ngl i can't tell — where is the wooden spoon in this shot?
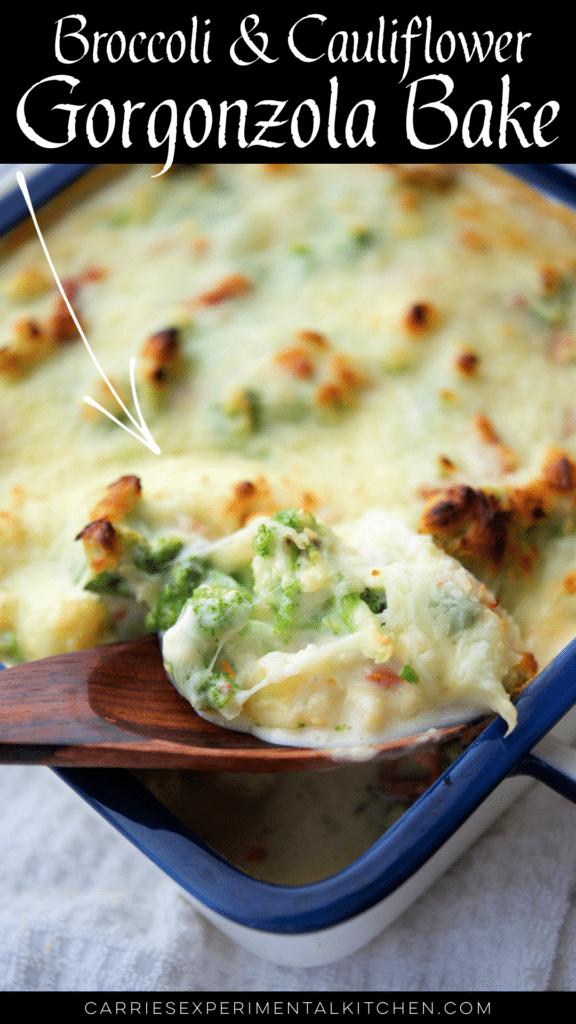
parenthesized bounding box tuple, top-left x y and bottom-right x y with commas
(0, 634, 484, 770)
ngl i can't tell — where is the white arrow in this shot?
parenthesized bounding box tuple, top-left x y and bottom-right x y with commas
(16, 170, 161, 455)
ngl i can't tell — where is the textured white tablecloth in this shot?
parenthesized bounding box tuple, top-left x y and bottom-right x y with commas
(0, 765, 575, 992)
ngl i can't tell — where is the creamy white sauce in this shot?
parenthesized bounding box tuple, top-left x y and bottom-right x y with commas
(131, 763, 421, 886)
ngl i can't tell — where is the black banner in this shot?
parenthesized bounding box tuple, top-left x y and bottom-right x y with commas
(0, 991, 574, 1014)
(2, 7, 573, 164)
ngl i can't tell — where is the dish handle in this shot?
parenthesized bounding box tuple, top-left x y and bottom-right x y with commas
(509, 733, 576, 803)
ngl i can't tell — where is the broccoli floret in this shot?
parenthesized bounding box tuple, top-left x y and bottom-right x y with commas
(351, 226, 375, 247)
(196, 671, 238, 711)
(133, 537, 184, 574)
(340, 591, 361, 630)
(182, 667, 238, 711)
(272, 508, 323, 534)
(189, 571, 252, 640)
(429, 592, 480, 636)
(84, 571, 135, 599)
(216, 388, 262, 440)
(0, 629, 23, 662)
(145, 556, 204, 631)
(254, 511, 322, 563)
(271, 576, 303, 641)
(253, 523, 276, 558)
(360, 587, 387, 615)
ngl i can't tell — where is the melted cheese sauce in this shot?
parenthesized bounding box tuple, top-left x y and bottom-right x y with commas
(131, 761, 431, 886)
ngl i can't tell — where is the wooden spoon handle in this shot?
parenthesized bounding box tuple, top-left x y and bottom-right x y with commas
(0, 635, 331, 768)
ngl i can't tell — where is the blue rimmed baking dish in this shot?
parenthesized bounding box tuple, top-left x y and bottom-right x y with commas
(1, 163, 576, 967)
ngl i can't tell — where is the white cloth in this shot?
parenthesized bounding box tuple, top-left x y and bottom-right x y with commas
(0, 765, 575, 992)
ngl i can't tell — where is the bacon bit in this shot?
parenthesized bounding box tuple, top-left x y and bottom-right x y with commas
(511, 293, 528, 312)
(366, 666, 403, 688)
(296, 329, 330, 349)
(403, 301, 438, 336)
(519, 651, 538, 676)
(542, 447, 576, 493)
(76, 518, 121, 573)
(454, 348, 480, 377)
(459, 228, 490, 253)
(274, 346, 315, 380)
(190, 272, 252, 307)
(471, 414, 518, 473)
(563, 572, 576, 595)
(412, 748, 442, 779)
(244, 845, 269, 863)
(90, 475, 142, 522)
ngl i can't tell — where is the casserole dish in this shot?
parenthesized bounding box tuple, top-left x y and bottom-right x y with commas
(1, 164, 576, 966)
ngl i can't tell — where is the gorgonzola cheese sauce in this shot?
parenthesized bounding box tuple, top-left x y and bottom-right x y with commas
(2, 164, 576, 748)
(132, 735, 466, 885)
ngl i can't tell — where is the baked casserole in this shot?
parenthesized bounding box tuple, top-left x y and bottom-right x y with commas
(2, 163, 576, 748)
